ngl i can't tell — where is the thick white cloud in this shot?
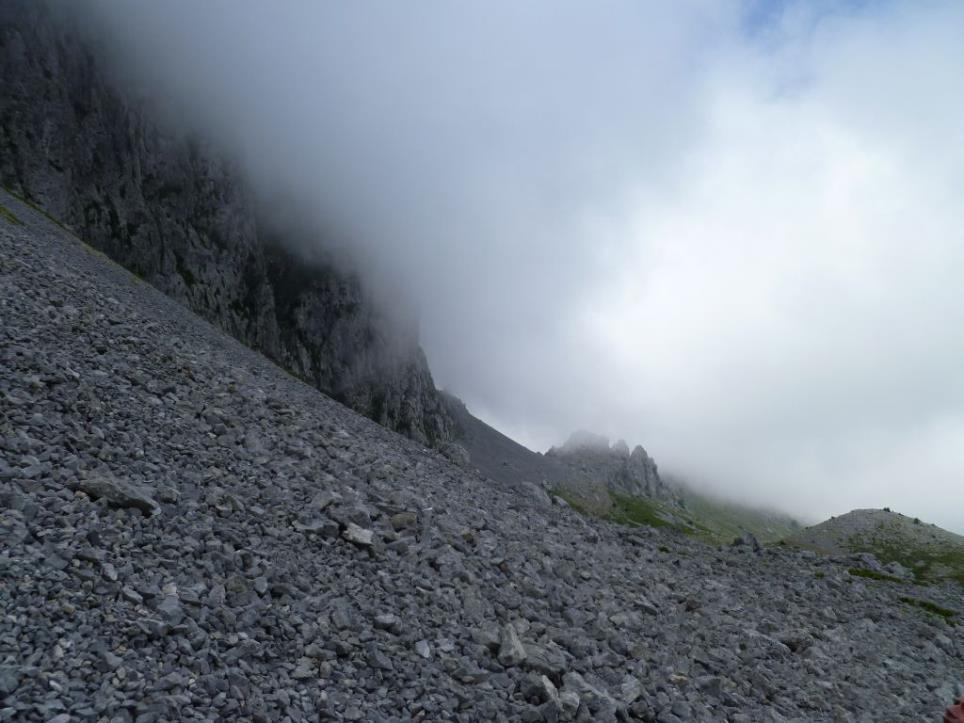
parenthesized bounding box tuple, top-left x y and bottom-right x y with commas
(80, 1, 964, 531)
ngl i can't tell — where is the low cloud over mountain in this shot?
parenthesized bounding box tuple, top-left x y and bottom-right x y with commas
(80, 0, 964, 531)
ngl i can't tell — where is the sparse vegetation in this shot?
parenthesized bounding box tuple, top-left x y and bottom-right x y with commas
(0, 202, 23, 226)
(847, 535, 964, 587)
(551, 488, 698, 534)
(848, 568, 904, 583)
(3, 186, 67, 230)
(549, 488, 593, 517)
(608, 493, 683, 531)
(552, 486, 802, 545)
(900, 596, 957, 623)
(672, 489, 801, 544)
(783, 509, 964, 587)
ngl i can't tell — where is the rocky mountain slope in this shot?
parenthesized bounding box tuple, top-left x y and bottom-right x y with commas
(0, 0, 454, 449)
(785, 509, 964, 586)
(2, 192, 962, 721)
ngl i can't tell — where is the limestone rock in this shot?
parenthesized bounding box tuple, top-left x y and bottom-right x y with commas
(498, 625, 528, 667)
(342, 522, 374, 547)
(72, 477, 159, 516)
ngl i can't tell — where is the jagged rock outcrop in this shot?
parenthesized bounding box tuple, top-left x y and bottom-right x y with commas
(440, 394, 678, 511)
(547, 430, 678, 505)
(0, 0, 453, 447)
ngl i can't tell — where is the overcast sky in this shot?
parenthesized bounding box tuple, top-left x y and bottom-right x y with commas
(83, 0, 964, 532)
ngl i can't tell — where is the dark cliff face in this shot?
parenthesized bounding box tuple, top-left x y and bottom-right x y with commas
(0, 1, 453, 447)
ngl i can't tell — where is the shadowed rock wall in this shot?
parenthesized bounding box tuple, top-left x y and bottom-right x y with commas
(0, 0, 454, 447)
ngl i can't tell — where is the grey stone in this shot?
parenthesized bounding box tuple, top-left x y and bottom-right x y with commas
(291, 658, 316, 681)
(731, 531, 762, 553)
(498, 624, 527, 667)
(374, 613, 403, 635)
(389, 512, 418, 531)
(342, 522, 374, 547)
(0, 668, 20, 696)
(72, 477, 159, 516)
(101, 562, 119, 582)
(294, 517, 339, 537)
(523, 642, 568, 677)
(155, 596, 184, 625)
(100, 649, 123, 670)
(121, 586, 144, 604)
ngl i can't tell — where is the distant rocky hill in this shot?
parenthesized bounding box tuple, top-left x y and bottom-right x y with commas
(785, 508, 964, 585)
(0, 0, 454, 449)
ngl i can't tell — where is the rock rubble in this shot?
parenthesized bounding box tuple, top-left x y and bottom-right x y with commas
(1, 193, 963, 721)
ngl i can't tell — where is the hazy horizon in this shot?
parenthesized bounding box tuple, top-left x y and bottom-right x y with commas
(76, 0, 964, 533)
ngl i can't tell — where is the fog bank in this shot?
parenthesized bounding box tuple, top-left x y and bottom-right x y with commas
(81, 1, 964, 532)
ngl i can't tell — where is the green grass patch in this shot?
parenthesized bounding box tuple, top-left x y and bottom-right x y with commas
(609, 493, 715, 539)
(900, 596, 957, 623)
(0, 202, 23, 226)
(552, 487, 793, 544)
(549, 488, 595, 517)
(786, 512, 964, 588)
(675, 491, 801, 544)
(848, 567, 905, 583)
(608, 494, 680, 530)
(814, 571, 825, 579)
(552, 488, 698, 535)
(846, 533, 964, 587)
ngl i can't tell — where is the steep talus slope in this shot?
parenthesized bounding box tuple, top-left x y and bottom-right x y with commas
(0, 0, 454, 448)
(2, 193, 962, 722)
(786, 509, 964, 586)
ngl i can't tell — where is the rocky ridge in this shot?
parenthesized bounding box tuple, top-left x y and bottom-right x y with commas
(546, 431, 680, 511)
(0, 0, 455, 449)
(441, 398, 677, 517)
(2, 190, 963, 721)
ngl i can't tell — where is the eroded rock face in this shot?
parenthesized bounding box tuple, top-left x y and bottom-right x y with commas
(0, 0, 453, 447)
